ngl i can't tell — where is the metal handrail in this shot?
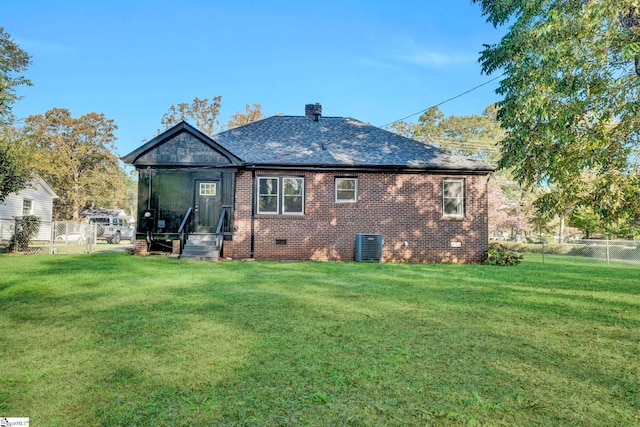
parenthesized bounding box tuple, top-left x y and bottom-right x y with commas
(214, 207, 230, 256)
(215, 206, 228, 235)
(178, 207, 194, 250)
(178, 207, 193, 234)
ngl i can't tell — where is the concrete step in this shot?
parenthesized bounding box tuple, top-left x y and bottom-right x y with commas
(181, 253, 219, 262)
(181, 234, 221, 261)
(187, 233, 218, 244)
(182, 247, 219, 256)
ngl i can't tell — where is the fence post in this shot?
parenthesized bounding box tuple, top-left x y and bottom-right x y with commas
(50, 221, 55, 254)
(606, 238, 610, 265)
(12, 218, 17, 253)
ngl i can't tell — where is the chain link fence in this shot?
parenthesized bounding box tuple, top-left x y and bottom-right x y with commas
(562, 238, 640, 264)
(0, 217, 52, 254)
(491, 237, 640, 266)
(52, 221, 97, 254)
(1, 218, 131, 255)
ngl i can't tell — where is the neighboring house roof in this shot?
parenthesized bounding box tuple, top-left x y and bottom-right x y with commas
(214, 116, 495, 172)
(33, 175, 58, 199)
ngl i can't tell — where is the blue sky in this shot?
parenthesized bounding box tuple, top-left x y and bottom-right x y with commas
(4, 0, 505, 156)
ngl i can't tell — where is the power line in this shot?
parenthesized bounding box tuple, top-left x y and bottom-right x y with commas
(378, 73, 505, 129)
(419, 136, 502, 154)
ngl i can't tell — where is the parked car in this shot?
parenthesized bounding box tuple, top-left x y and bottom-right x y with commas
(88, 216, 135, 244)
(55, 232, 86, 244)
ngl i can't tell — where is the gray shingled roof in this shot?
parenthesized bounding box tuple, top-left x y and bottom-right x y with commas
(213, 116, 495, 171)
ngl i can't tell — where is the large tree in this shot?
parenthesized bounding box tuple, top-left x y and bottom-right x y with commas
(0, 126, 33, 204)
(161, 97, 267, 135)
(412, 105, 503, 162)
(24, 108, 128, 219)
(0, 27, 33, 202)
(0, 27, 32, 124)
(474, 0, 640, 223)
(224, 103, 264, 130)
(161, 96, 222, 136)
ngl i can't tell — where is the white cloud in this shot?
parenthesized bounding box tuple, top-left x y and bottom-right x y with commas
(399, 49, 476, 67)
(391, 36, 476, 68)
(18, 38, 73, 53)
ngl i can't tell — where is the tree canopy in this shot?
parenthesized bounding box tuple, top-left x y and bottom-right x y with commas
(225, 103, 264, 130)
(0, 27, 32, 124)
(24, 108, 129, 219)
(161, 97, 266, 135)
(0, 126, 33, 204)
(0, 27, 33, 202)
(474, 0, 640, 224)
(161, 96, 222, 136)
(412, 105, 503, 162)
(388, 105, 503, 162)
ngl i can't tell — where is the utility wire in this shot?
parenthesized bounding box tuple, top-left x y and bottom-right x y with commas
(378, 73, 505, 129)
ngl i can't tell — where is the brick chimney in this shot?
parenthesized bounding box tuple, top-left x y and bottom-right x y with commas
(305, 103, 322, 121)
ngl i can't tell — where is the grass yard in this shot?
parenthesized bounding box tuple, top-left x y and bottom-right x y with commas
(0, 253, 638, 426)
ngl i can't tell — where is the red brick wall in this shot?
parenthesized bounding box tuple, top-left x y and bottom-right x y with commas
(229, 170, 490, 263)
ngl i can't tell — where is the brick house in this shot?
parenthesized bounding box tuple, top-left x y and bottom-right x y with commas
(123, 104, 494, 263)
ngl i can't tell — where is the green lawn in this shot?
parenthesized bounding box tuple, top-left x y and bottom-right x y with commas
(0, 253, 638, 426)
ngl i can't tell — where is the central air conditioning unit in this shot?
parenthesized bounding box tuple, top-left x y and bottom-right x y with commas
(355, 234, 383, 262)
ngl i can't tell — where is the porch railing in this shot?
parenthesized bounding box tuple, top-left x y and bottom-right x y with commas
(215, 206, 232, 236)
(215, 206, 232, 253)
(178, 207, 194, 249)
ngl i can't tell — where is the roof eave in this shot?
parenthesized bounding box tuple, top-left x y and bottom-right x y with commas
(241, 162, 495, 174)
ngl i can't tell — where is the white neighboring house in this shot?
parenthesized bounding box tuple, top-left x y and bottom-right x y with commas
(0, 176, 58, 242)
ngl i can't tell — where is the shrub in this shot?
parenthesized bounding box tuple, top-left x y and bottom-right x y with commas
(7, 215, 41, 252)
(485, 242, 523, 266)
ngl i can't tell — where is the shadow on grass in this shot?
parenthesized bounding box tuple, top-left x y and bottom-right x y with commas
(1, 253, 639, 425)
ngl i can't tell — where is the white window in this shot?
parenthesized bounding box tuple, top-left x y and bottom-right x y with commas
(22, 199, 33, 216)
(443, 178, 464, 217)
(335, 177, 357, 203)
(257, 176, 305, 215)
(199, 182, 217, 196)
(258, 177, 279, 214)
(282, 177, 304, 214)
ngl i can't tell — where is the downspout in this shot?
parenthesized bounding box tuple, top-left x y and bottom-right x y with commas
(250, 168, 256, 258)
(146, 166, 153, 245)
(146, 166, 152, 210)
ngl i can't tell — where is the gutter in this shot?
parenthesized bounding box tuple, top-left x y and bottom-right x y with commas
(241, 163, 496, 175)
(250, 169, 256, 258)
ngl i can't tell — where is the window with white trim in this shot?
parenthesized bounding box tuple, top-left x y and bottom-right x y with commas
(199, 182, 217, 196)
(257, 176, 305, 215)
(22, 199, 33, 216)
(282, 177, 304, 214)
(258, 177, 279, 214)
(335, 177, 357, 203)
(443, 178, 464, 217)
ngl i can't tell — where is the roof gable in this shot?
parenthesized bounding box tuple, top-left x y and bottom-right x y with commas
(33, 175, 58, 198)
(122, 121, 241, 167)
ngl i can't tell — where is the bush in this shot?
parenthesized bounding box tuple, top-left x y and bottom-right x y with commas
(485, 242, 523, 266)
(7, 215, 41, 252)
